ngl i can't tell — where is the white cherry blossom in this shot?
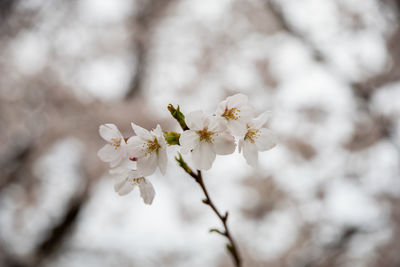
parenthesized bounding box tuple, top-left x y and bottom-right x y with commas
(127, 123, 167, 176)
(180, 110, 236, 170)
(114, 171, 155, 205)
(109, 156, 137, 175)
(216, 93, 254, 136)
(239, 111, 276, 167)
(97, 124, 128, 167)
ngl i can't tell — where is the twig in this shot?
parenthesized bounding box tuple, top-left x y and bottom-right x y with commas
(175, 154, 242, 267)
(196, 170, 242, 267)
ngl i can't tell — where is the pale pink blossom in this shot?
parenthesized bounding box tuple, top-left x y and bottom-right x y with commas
(97, 124, 128, 168)
(127, 123, 167, 176)
(239, 111, 276, 167)
(114, 171, 155, 205)
(216, 93, 254, 136)
(180, 111, 236, 170)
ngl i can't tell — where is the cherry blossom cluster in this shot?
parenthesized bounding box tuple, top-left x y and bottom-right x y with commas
(97, 93, 276, 205)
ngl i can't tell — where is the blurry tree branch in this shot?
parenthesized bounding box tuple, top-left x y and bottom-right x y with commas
(33, 178, 90, 266)
(304, 227, 360, 267)
(126, 0, 176, 99)
(266, 0, 325, 62)
(266, 2, 400, 267)
(0, 170, 91, 267)
(267, 0, 400, 160)
(0, 0, 16, 25)
(0, 142, 33, 191)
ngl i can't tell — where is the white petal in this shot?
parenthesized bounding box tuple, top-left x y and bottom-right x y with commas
(242, 141, 258, 167)
(227, 119, 248, 136)
(156, 131, 167, 149)
(110, 159, 137, 174)
(137, 153, 158, 176)
(255, 128, 277, 151)
(110, 166, 125, 175)
(138, 178, 155, 205)
(238, 106, 255, 124)
(215, 99, 228, 116)
(115, 177, 136, 196)
(114, 175, 126, 192)
(109, 157, 123, 168)
(208, 116, 226, 132)
(180, 130, 199, 154)
(118, 183, 135, 196)
(192, 142, 216, 170)
(97, 144, 120, 162)
(227, 93, 248, 108)
(126, 136, 146, 158)
(131, 122, 153, 140)
(212, 131, 236, 155)
(157, 148, 168, 175)
(99, 124, 122, 142)
(152, 124, 163, 137)
(253, 111, 271, 129)
(186, 110, 205, 130)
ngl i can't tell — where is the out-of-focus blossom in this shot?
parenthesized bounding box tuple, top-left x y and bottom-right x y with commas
(127, 123, 168, 176)
(216, 93, 254, 136)
(239, 111, 276, 167)
(180, 110, 236, 170)
(114, 173, 155, 205)
(97, 124, 128, 167)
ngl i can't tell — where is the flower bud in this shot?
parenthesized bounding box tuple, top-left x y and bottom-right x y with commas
(168, 104, 189, 130)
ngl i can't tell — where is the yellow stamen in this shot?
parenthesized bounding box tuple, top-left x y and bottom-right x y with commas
(244, 125, 260, 144)
(221, 107, 241, 121)
(111, 138, 121, 150)
(127, 177, 146, 185)
(197, 127, 214, 143)
(142, 138, 161, 155)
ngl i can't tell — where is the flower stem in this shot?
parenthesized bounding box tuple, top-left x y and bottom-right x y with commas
(175, 155, 241, 266)
(195, 170, 242, 267)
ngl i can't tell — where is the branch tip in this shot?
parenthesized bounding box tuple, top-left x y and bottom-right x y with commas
(167, 104, 189, 131)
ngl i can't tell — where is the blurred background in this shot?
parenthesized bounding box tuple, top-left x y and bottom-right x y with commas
(1, 0, 400, 266)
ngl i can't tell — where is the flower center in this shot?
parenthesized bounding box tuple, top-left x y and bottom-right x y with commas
(127, 177, 146, 185)
(146, 138, 161, 154)
(244, 126, 260, 144)
(197, 127, 214, 143)
(221, 107, 240, 121)
(111, 138, 121, 149)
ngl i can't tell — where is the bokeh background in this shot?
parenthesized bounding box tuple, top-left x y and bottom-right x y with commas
(1, 0, 400, 266)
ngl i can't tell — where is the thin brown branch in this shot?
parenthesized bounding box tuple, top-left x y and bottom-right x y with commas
(194, 170, 242, 267)
(176, 156, 242, 266)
